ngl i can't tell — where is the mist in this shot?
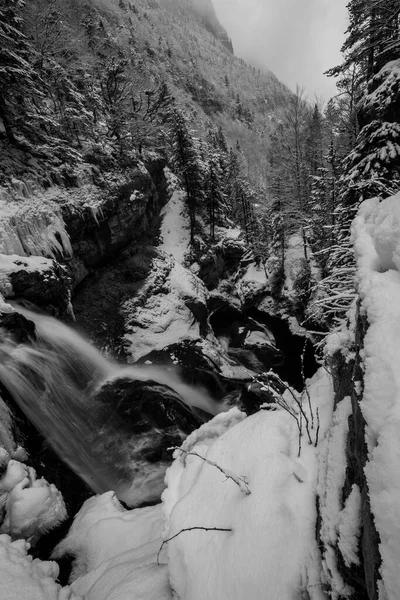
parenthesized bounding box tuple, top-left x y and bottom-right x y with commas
(213, 0, 348, 101)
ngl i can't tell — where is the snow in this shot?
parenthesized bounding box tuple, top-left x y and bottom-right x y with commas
(241, 262, 267, 284)
(53, 492, 172, 600)
(317, 396, 353, 598)
(351, 192, 400, 599)
(324, 326, 355, 358)
(364, 60, 400, 113)
(284, 233, 306, 296)
(0, 535, 79, 600)
(337, 484, 362, 568)
(214, 226, 242, 240)
(159, 190, 190, 264)
(0, 291, 13, 313)
(0, 460, 67, 542)
(123, 180, 212, 361)
(162, 368, 335, 600)
(123, 253, 208, 361)
(0, 253, 58, 298)
(0, 197, 72, 259)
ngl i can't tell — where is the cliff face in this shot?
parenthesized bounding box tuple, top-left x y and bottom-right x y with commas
(318, 194, 400, 599)
(324, 311, 381, 600)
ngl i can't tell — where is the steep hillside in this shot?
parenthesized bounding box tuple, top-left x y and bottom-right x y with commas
(0, 0, 291, 191)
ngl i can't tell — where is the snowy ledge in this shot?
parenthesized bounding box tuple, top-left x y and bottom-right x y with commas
(352, 192, 400, 598)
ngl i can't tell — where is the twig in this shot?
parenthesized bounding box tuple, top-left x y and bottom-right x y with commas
(170, 447, 251, 495)
(265, 371, 313, 446)
(301, 339, 314, 429)
(258, 377, 303, 457)
(315, 407, 320, 447)
(157, 527, 233, 564)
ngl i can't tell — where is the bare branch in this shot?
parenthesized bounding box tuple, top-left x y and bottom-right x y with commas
(170, 447, 251, 495)
(157, 527, 233, 564)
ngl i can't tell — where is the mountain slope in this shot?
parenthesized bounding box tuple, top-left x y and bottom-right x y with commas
(0, 0, 292, 191)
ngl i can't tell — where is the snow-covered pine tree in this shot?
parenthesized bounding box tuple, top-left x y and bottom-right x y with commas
(205, 153, 227, 239)
(313, 0, 400, 327)
(0, 0, 44, 145)
(168, 108, 204, 244)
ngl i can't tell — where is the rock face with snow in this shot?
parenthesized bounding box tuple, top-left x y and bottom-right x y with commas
(63, 156, 167, 278)
(0, 255, 72, 315)
(0, 155, 168, 312)
(318, 194, 400, 600)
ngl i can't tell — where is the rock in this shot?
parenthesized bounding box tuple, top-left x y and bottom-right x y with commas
(94, 376, 202, 442)
(63, 157, 168, 277)
(89, 376, 203, 505)
(122, 248, 209, 362)
(199, 238, 245, 289)
(0, 311, 36, 343)
(137, 339, 249, 401)
(0, 255, 72, 315)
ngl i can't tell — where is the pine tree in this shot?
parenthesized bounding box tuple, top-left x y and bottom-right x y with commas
(168, 108, 204, 244)
(205, 153, 227, 239)
(0, 0, 43, 144)
(312, 0, 400, 327)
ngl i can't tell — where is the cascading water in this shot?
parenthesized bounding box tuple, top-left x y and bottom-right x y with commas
(0, 307, 223, 507)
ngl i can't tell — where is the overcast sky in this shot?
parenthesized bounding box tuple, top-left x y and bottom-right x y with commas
(212, 0, 349, 101)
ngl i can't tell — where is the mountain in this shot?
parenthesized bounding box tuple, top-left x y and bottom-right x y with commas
(0, 0, 292, 191)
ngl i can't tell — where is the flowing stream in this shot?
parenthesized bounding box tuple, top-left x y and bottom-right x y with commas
(0, 307, 222, 506)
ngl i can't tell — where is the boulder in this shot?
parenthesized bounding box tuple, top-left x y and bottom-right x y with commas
(199, 238, 245, 289)
(0, 255, 72, 316)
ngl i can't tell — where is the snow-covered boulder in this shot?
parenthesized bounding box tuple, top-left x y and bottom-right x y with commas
(122, 248, 209, 363)
(0, 254, 72, 315)
(0, 534, 79, 600)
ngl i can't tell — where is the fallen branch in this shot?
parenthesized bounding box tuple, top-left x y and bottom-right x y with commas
(157, 527, 233, 564)
(169, 447, 251, 495)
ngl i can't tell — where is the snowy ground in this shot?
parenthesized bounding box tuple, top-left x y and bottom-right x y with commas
(159, 190, 190, 265)
(0, 368, 335, 600)
(161, 368, 334, 600)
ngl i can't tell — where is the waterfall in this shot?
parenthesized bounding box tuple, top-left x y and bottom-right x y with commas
(0, 307, 222, 506)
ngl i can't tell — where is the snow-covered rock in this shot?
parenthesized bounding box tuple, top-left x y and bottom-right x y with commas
(350, 193, 400, 598)
(122, 249, 209, 362)
(0, 534, 79, 600)
(0, 460, 67, 543)
(0, 254, 71, 313)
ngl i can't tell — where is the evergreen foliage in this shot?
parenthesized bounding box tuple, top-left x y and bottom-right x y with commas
(168, 108, 204, 244)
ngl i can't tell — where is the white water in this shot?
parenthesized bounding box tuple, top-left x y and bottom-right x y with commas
(0, 307, 223, 506)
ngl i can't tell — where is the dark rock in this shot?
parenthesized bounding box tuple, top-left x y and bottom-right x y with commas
(199, 239, 245, 289)
(94, 377, 202, 444)
(8, 263, 72, 316)
(62, 157, 168, 280)
(89, 377, 203, 489)
(138, 340, 239, 400)
(238, 381, 276, 416)
(0, 311, 36, 343)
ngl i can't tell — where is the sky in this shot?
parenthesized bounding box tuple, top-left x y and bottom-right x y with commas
(212, 0, 349, 101)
